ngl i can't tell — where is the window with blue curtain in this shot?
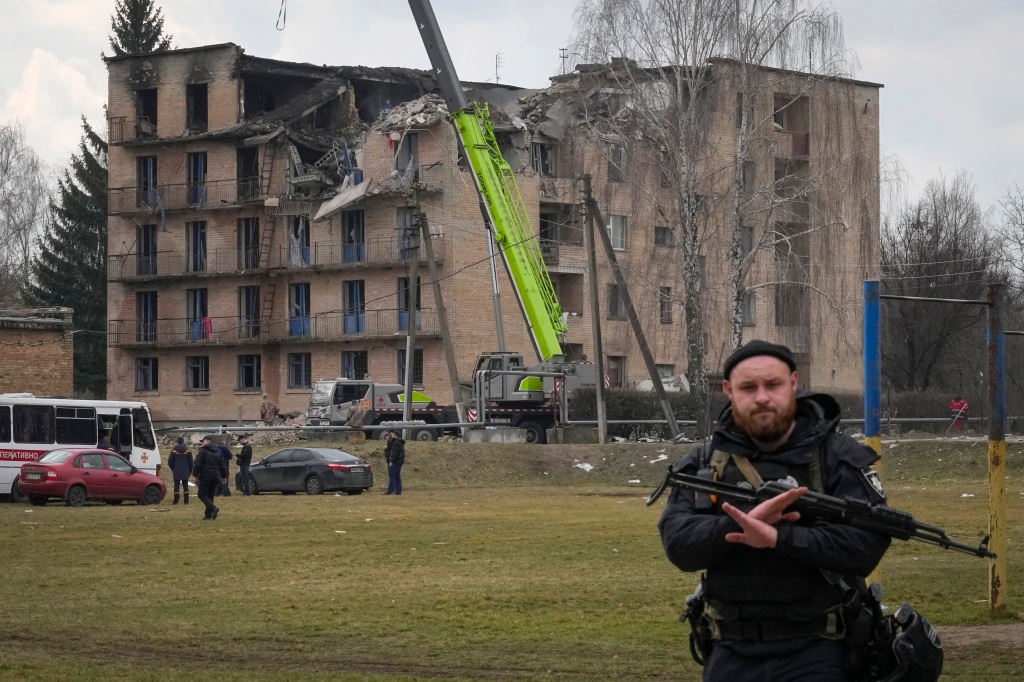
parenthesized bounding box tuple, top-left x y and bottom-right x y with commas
(238, 217, 260, 269)
(136, 291, 157, 342)
(187, 221, 207, 272)
(342, 210, 365, 263)
(137, 156, 158, 207)
(289, 283, 311, 337)
(186, 288, 208, 341)
(239, 286, 260, 338)
(343, 280, 365, 334)
(187, 151, 208, 205)
(397, 277, 421, 331)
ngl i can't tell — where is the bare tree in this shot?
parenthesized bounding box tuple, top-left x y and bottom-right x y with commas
(881, 171, 1003, 391)
(0, 121, 51, 307)
(570, 0, 869, 430)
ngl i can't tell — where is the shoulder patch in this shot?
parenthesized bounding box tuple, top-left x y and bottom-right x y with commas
(861, 467, 886, 501)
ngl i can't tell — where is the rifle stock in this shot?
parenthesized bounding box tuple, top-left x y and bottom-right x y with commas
(648, 469, 995, 559)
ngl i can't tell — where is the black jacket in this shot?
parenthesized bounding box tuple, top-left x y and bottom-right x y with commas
(167, 444, 193, 480)
(385, 437, 406, 466)
(659, 391, 890, 623)
(236, 444, 252, 468)
(192, 443, 228, 481)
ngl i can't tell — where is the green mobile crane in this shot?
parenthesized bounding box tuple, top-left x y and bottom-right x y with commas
(407, 1, 597, 438)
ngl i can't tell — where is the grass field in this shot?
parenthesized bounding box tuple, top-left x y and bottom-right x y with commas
(1, 438, 1022, 680)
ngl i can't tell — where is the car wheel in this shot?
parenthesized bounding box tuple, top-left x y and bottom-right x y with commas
(345, 489, 364, 496)
(305, 475, 324, 495)
(66, 485, 87, 507)
(104, 500, 124, 506)
(10, 477, 29, 504)
(519, 421, 547, 444)
(29, 496, 48, 506)
(412, 427, 437, 442)
(140, 485, 163, 506)
(247, 475, 259, 495)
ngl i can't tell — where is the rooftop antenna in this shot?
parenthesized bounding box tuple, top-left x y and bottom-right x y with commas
(559, 47, 568, 75)
(495, 52, 505, 84)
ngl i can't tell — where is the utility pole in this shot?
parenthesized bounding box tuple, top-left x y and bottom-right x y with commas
(419, 213, 466, 424)
(583, 175, 607, 443)
(402, 201, 420, 441)
(584, 192, 680, 439)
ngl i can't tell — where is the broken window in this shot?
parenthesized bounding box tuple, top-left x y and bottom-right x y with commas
(607, 214, 627, 250)
(137, 224, 157, 276)
(342, 351, 368, 380)
(398, 277, 422, 331)
(186, 83, 208, 133)
(607, 283, 627, 320)
(186, 221, 207, 273)
(741, 161, 756, 198)
(136, 88, 158, 133)
(609, 144, 627, 182)
(238, 217, 260, 269)
(343, 280, 365, 334)
(660, 287, 673, 324)
(238, 355, 262, 390)
(288, 353, 313, 389)
(237, 148, 260, 201)
(342, 210, 365, 263)
(394, 132, 419, 180)
(738, 225, 754, 258)
(136, 291, 157, 342)
(654, 226, 676, 248)
(238, 285, 260, 339)
(186, 288, 209, 341)
(186, 356, 210, 391)
(606, 355, 626, 388)
(774, 283, 807, 327)
(289, 215, 311, 266)
(137, 156, 158, 208)
(135, 358, 159, 392)
(187, 152, 208, 205)
(397, 207, 417, 260)
(773, 93, 809, 132)
(742, 291, 757, 326)
(775, 222, 810, 282)
(531, 142, 557, 177)
(397, 348, 424, 387)
(289, 283, 311, 337)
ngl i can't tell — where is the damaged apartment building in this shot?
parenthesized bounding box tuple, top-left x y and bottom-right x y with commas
(104, 43, 880, 423)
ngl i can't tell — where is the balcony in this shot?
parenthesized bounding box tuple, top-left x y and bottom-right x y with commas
(775, 130, 810, 158)
(108, 236, 447, 283)
(109, 179, 264, 215)
(108, 117, 156, 145)
(108, 308, 441, 348)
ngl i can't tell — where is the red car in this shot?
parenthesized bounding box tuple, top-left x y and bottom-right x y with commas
(19, 449, 166, 507)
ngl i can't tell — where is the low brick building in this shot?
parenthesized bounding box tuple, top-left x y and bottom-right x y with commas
(0, 308, 74, 396)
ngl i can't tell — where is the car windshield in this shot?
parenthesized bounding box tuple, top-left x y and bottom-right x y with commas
(310, 382, 334, 406)
(38, 449, 75, 463)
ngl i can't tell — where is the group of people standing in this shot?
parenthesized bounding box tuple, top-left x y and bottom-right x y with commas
(166, 433, 254, 520)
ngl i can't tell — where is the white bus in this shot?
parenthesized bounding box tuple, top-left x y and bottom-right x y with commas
(0, 394, 161, 502)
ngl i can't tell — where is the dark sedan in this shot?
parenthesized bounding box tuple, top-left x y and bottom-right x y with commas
(247, 447, 373, 495)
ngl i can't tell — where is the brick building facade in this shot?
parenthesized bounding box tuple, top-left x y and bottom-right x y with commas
(0, 308, 74, 396)
(104, 44, 879, 423)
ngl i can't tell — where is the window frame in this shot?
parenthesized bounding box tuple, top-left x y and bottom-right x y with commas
(288, 352, 313, 389)
(238, 354, 262, 391)
(135, 357, 159, 392)
(186, 355, 210, 391)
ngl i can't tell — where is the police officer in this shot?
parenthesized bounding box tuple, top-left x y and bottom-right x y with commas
(659, 340, 890, 681)
(192, 435, 227, 520)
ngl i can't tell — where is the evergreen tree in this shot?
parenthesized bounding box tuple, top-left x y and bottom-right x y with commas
(107, 0, 173, 57)
(24, 118, 109, 398)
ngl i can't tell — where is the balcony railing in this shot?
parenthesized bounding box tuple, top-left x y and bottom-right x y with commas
(109, 179, 262, 215)
(108, 308, 441, 347)
(108, 116, 156, 145)
(109, 236, 447, 282)
(540, 239, 559, 266)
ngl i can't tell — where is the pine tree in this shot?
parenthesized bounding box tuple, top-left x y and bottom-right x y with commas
(107, 0, 173, 57)
(23, 118, 109, 398)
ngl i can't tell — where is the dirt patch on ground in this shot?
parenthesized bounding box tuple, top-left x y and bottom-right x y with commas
(941, 622, 1024, 649)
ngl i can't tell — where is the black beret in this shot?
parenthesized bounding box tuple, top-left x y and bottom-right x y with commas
(723, 340, 796, 379)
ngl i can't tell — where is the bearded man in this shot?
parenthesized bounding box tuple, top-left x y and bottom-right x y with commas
(659, 340, 891, 681)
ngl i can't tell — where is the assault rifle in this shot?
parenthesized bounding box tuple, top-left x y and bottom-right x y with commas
(647, 469, 995, 559)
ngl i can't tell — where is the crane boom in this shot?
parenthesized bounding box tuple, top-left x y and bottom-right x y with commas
(408, 0, 567, 361)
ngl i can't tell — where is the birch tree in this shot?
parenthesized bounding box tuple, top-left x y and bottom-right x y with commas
(0, 121, 50, 307)
(570, 0, 866, 429)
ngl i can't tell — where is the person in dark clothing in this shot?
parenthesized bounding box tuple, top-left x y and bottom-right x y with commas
(215, 439, 234, 496)
(659, 340, 891, 682)
(167, 437, 194, 505)
(235, 434, 253, 496)
(97, 434, 114, 452)
(384, 430, 405, 495)
(192, 435, 227, 520)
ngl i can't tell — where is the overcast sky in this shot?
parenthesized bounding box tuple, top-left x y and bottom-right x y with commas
(2, 0, 1022, 210)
